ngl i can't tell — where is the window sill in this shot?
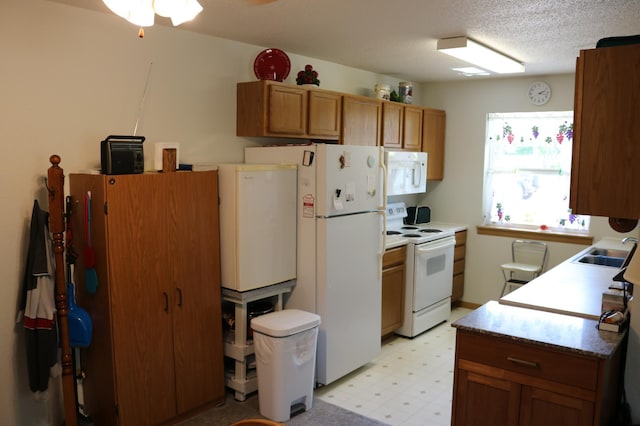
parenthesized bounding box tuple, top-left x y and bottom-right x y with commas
(476, 224, 594, 245)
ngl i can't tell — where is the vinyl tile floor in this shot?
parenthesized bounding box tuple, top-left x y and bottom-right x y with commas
(314, 307, 472, 426)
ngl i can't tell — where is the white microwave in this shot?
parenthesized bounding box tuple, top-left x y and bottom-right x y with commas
(384, 150, 428, 195)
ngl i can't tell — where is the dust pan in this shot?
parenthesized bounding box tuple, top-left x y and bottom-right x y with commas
(67, 281, 92, 347)
(230, 419, 284, 426)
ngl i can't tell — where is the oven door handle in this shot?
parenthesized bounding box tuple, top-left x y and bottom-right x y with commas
(416, 236, 455, 253)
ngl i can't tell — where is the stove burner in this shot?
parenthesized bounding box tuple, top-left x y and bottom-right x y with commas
(387, 230, 402, 235)
(402, 234, 422, 238)
(419, 229, 442, 233)
(401, 226, 418, 230)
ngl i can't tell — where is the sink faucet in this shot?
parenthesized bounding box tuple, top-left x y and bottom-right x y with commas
(622, 237, 638, 245)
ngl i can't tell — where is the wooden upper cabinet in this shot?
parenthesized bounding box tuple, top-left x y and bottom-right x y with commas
(268, 84, 307, 135)
(308, 90, 341, 138)
(570, 44, 640, 219)
(382, 103, 423, 151)
(237, 80, 341, 140)
(422, 108, 446, 181)
(342, 95, 382, 146)
(403, 106, 423, 151)
(382, 102, 403, 149)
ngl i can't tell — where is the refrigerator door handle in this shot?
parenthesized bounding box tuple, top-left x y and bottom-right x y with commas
(377, 209, 385, 278)
(379, 147, 387, 278)
(380, 147, 387, 248)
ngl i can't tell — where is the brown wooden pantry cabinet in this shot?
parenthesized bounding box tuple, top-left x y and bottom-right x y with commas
(381, 245, 406, 337)
(570, 43, 640, 219)
(70, 171, 225, 425)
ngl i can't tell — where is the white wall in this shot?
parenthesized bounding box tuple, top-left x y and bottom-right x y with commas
(0, 1, 405, 424)
(418, 76, 639, 305)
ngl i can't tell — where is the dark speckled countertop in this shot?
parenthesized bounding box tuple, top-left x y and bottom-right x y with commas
(452, 301, 626, 359)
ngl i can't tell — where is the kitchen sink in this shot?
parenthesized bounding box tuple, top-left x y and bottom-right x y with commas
(574, 247, 629, 267)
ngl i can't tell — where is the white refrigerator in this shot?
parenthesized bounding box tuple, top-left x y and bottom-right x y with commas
(245, 144, 385, 385)
(217, 163, 297, 291)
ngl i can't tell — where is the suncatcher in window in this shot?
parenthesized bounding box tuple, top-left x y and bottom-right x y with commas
(483, 111, 589, 232)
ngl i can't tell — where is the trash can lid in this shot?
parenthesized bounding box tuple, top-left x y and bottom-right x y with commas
(251, 309, 321, 337)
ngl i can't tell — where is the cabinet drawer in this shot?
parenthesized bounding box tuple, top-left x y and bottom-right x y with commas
(383, 246, 406, 268)
(453, 259, 465, 276)
(454, 244, 466, 261)
(455, 230, 467, 245)
(456, 331, 599, 391)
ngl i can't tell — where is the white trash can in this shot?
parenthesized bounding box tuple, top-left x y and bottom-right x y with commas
(251, 309, 321, 422)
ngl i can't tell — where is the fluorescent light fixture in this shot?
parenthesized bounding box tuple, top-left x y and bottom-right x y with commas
(102, 0, 203, 27)
(437, 37, 525, 74)
(452, 67, 490, 76)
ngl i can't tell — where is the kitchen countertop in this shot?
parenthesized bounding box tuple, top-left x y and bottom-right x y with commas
(426, 221, 469, 234)
(499, 237, 632, 320)
(452, 300, 625, 359)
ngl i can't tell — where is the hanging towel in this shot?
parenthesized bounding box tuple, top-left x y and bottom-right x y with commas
(18, 200, 58, 395)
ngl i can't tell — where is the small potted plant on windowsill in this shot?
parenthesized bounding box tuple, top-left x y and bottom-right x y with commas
(296, 64, 320, 86)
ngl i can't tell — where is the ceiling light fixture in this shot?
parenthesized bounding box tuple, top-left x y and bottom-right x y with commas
(102, 0, 203, 28)
(437, 36, 525, 74)
(452, 67, 491, 77)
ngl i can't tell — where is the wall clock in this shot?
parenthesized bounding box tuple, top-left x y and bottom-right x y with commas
(528, 81, 551, 105)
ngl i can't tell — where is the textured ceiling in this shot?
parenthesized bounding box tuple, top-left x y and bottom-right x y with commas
(49, 0, 640, 82)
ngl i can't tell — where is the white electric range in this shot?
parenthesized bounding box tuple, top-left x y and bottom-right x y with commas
(386, 202, 456, 337)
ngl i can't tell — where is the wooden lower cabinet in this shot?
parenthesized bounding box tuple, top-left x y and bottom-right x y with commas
(381, 246, 406, 336)
(452, 330, 621, 426)
(452, 230, 467, 303)
(70, 171, 225, 425)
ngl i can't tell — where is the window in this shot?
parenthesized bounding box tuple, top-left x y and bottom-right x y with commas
(483, 111, 589, 232)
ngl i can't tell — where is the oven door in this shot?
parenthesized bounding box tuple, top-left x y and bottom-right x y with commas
(412, 236, 455, 311)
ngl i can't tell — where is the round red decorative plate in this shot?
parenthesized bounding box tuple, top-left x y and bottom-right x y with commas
(253, 48, 290, 82)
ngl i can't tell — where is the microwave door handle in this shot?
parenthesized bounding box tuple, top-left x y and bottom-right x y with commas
(412, 164, 421, 188)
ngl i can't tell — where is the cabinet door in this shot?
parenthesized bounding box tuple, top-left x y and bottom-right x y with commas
(519, 386, 594, 426)
(268, 85, 307, 135)
(105, 174, 177, 425)
(452, 260, 465, 302)
(570, 45, 640, 218)
(342, 95, 381, 146)
(423, 108, 446, 180)
(453, 369, 521, 426)
(170, 172, 225, 414)
(382, 102, 403, 149)
(403, 106, 423, 151)
(308, 90, 341, 138)
(381, 263, 405, 336)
